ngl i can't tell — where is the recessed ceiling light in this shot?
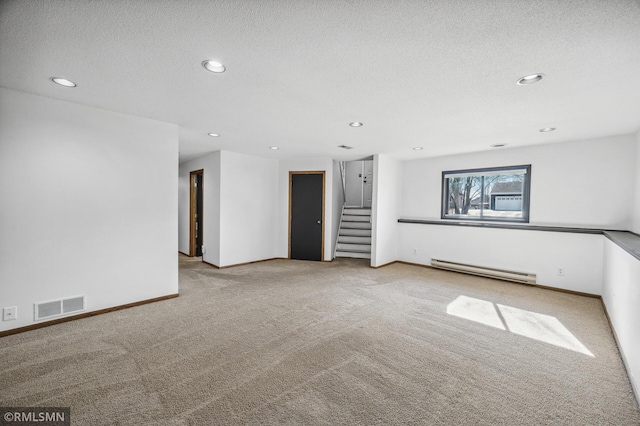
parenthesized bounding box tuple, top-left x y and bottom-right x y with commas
(50, 77, 76, 87)
(269, 146, 279, 150)
(539, 127, 556, 132)
(202, 60, 226, 73)
(349, 122, 363, 127)
(413, 147, 423, 151)
(516, 74, 544, 85)
(491, 143, 508, 148)
(208, 133, 220, 137)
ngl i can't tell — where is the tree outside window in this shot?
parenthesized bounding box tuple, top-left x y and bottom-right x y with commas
(442, 165, 531, 222)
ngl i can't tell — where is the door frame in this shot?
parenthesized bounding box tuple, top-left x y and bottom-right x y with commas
(189, 169, 204, 257)
(288, 171, 325, 261)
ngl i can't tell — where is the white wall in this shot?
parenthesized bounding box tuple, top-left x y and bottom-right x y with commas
(402, 135, 635, 228)
(219, 151, 278, 267)
(178, 151, 278, 267)
(399, 224, 604, 294)
(371, 155, 402, 267)
(602, 239, 640, 401)
(332, 160, 345, 258)
(178, 151, 221, 265)
(0, 88, 178, 332)
(180, 153, 329, 266)
(277, 159, 335, 261)
(178, 165, 191, 255)
(632, 130, 640, 234)
(398, 135, 635, 294)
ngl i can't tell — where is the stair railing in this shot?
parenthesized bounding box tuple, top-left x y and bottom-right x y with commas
(339, 161, 346, 203)
(334, 204, 346, 259)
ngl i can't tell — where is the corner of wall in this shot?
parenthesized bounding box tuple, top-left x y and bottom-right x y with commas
(633, 129, 640, 234)
(371, 154, 402, 267)
(177, 151, 222, 266)
(332, 160, 345, 259)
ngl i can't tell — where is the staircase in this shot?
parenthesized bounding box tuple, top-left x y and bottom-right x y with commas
(335, 207, 372, 259)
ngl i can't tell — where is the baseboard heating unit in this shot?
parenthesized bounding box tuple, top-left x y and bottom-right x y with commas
(430, 259, 537, 284)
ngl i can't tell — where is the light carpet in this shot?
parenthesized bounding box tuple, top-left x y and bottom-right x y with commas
(1, 256, 638, 425)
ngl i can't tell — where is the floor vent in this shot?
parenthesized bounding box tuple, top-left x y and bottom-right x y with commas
(34, 295, 86, 321)
(431, 259, 536, 284)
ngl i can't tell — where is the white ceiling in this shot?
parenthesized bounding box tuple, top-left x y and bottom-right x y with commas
(1, 0, 639, 162)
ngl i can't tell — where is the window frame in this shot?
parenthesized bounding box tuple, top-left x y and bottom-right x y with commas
(440, 164, 531, 223)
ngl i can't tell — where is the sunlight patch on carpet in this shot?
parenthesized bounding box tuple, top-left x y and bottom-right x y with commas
(447, 295, 594, 357)
(446, 295, 506, 330)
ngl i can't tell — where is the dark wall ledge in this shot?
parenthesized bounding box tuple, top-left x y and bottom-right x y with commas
(604, 231, 640, 261)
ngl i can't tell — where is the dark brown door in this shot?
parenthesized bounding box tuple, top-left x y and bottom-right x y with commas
(289, 172, 324, 261)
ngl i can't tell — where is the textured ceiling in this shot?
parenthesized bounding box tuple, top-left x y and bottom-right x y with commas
(1, 0, 639, 162)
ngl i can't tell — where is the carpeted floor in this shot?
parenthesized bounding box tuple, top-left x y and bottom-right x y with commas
(1, 256, 639, 425)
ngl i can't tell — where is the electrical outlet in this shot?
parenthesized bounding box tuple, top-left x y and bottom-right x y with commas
(557, 268, 564, 276)
(3, 306, 17, 321)
(201, 245, 206, 254)
(413, 248, 418, 255)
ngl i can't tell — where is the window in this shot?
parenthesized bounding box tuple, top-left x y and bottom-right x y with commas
(441, 165, 531, 222)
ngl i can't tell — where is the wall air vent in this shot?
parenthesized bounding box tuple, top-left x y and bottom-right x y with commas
(34, 295, 86, 321)
(338, 145, 354, 149)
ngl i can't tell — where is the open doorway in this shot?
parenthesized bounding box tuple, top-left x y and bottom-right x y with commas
(189, 169, 203, 257)
(344, 160, 373, 208)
